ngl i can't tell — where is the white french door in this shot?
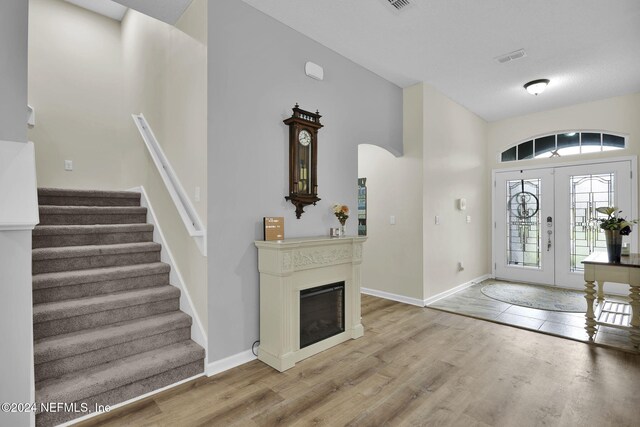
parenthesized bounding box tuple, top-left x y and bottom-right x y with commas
(495, 168, 555, 285)
(494, 159, 636, 291)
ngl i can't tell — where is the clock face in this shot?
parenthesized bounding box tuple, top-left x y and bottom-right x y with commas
(299, 130, 312, 147)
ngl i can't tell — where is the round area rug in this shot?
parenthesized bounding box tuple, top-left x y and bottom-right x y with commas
(481, 283, 586, 312)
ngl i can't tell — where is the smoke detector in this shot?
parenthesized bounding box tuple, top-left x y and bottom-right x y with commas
(382, 0, 414, 13)
(495, 49, 527, 64)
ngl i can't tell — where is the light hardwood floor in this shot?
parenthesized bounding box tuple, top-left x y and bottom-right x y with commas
(79, 295, 640, 427)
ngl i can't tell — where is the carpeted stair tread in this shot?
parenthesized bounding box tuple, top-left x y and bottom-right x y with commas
(39, 206, 147, 216)
(33, 224, 154, 249)
(33, 300, 179, 340)
(36, 340, 204, 405)
(39, 206, 147, 225)
(37, 361, 203, 427)
(33, 223, 153, 236)
(33, 242, 161, 261)
(35, 327, 192, 383)
(34, 311, 192, 365)
(38, 188, 141, 199)
(38, 188, 141, 207)
(32, 263, 171, 304)
(33, 262, 170, 290)
(33, 242, 161, 274)
(33, 285, 180, 323)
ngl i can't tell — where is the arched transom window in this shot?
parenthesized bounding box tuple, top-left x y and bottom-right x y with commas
(500, 131, 626, 162)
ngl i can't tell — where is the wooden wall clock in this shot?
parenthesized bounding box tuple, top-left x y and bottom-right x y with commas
(284, 104, 322, 218)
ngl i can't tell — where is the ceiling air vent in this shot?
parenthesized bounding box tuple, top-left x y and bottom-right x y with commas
(495, 49, 527, 64)
(386, 0, 412, 12)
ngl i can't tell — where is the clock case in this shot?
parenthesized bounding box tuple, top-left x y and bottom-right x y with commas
(284, 104, 322, 218)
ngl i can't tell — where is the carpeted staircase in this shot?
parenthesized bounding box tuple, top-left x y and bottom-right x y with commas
(33, 188, 205, 427)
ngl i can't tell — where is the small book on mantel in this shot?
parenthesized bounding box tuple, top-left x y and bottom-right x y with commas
(263, 217, 284, 241)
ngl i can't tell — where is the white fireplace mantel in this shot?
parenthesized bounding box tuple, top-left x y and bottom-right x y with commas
(255, 236, 366, 371)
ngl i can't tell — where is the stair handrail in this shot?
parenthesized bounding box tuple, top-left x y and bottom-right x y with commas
(132, 114, 206, 256)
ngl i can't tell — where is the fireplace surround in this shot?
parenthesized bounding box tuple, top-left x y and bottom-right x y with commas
(255, 236, 366, 371)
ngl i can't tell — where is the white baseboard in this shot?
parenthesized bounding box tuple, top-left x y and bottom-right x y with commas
(423, 273, 493, 306)
(360, 287, 424, 307)
(206, 349, 257, 377)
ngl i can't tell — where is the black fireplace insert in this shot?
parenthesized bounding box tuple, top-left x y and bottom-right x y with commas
(299, 282, 345, 348)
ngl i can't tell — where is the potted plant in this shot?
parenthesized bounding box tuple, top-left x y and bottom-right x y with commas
(596, 207, 637, 263)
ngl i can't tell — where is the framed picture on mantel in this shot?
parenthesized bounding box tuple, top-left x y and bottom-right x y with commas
(263, 217, 284, 241)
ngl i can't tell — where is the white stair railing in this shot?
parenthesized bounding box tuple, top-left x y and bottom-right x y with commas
(132, 114, 207, 256)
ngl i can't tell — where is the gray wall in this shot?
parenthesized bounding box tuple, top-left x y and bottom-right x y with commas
(0, 0, 28, 143)
(207, 1, 402, 361)
(0, 2, 32, 427)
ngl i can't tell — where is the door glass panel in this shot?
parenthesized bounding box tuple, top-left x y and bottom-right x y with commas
(569, 173, 614, 272)
(506, 179, 542, 268)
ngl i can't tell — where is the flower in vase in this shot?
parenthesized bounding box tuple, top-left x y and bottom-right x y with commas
(596, 207, 637, 235)
(332, 204, 349, 225)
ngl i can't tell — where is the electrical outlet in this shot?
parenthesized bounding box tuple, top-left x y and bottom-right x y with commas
(64, 160, 73, 171)
(466, 215, 471, 223)
(458, 261, 465, 271)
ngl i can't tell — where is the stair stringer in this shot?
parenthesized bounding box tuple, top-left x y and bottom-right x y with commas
(129, 186, 207, 364)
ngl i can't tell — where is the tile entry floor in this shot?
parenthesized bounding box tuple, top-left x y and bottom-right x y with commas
(428, 279, 637, 353)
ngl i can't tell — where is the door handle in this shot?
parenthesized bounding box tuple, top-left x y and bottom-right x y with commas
(547, 230, 552, 251)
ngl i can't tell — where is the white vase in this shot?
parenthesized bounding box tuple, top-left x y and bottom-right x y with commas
(339, 223, 346, 237)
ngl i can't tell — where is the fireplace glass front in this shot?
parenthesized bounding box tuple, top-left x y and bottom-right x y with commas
(300, 282, 345, 348)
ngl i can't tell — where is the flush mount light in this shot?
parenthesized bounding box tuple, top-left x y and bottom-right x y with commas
(524, 79, 550, 95)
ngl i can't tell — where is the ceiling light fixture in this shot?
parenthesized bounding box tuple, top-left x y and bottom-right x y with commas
(524, 79, 550, 95)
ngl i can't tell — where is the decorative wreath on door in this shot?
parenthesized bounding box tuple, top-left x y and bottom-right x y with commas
(508, 180, 539, 219)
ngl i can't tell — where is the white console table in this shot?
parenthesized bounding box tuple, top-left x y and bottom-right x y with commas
(582, 252, 640, 350)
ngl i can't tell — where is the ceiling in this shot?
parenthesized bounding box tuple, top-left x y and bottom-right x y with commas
(241, 0, 640, 122)
(110, 0, 193, 24)
(63, 0, 193, 24)
(64, 0, 127, 21)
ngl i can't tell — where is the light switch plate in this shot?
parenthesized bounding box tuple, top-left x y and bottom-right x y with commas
(466, 215, 471, 223)
(389, 215, 396, 225)
(64, 160, 73, 171)
(435, 215, 440, 225)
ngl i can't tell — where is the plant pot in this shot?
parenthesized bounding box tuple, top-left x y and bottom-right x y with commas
(604, 229, 623, 263)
